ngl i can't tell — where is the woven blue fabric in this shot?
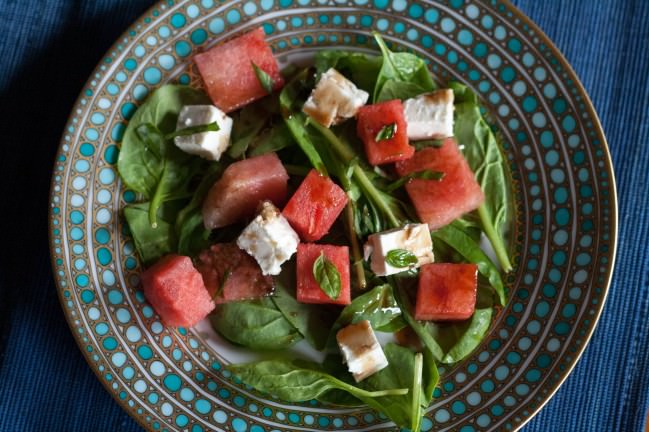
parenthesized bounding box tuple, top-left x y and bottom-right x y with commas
(0, 1, 647, 431)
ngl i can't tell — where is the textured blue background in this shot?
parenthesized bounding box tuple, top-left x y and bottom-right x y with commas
(0, 0, 647, 431)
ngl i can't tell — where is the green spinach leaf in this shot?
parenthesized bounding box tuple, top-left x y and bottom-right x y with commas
(227, 102, 273, 158)
(452, 82, 512, 272)
(117, 85, 210, 198)
(175, 162, 225, 256)
(432, 221, 507, 306)
(271, 271, 336, 350)
(210, 298, 302, 350)
(326, 284, 406, 351)
(376, 79, 430, 103)
(248, 123, 293, 156)
(314, 50, 382, 94)
(227, 359, 408, 402)
(372, 33, 436, 103)
(123, 202, 177, 266)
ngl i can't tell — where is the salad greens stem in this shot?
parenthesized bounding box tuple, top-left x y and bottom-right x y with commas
(309, 119, 402, 229)
(308, 120, 356, 163)
(344, 202, 367, 289)
(283, 164, 311, 177)
(477, 205, 513, 272)
(284, 114, 328, 175)
(352, 165, 401, 228)
(148, 162, 167, 228)
(411, 352, 424, 432)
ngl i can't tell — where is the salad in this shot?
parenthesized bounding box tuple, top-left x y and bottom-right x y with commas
(117, 28, 513, 431)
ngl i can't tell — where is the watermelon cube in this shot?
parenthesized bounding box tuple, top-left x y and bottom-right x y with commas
(356, 99, 414, 165)
(296, 243, 351, 305)
(141, 255, 215, 327)
(194, 27, 284, 113)
(282, 169, 348, 242)
(202, 152, 289, 229)
(415, 263, 478, 321)
(395, 138, 484, 230)
(195, 243, 274, 304)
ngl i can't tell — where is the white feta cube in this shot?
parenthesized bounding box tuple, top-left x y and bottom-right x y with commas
(236, 201, 300, 276)
(403, 89, 454, 140)
(303, 68, 369, 127)
(336, 320, 389, 382)
(364, 223, 434, 276)
(174, 105, 233, 161)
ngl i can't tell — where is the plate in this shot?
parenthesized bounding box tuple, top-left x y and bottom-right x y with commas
(48, 0, 617, 430)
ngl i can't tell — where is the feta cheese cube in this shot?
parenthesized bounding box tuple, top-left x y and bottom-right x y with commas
(364, 223, 434, 276)
(336, 320, 389, 382)
(403, 89, 454, 140)
(236, 201, 300, 275)
(174, 105, 233, 161)
(303, 68, 369, 127)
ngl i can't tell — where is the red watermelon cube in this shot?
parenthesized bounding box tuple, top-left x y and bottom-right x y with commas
(282, 169, 348, 242)
(194, 27, 284, 112)
(195, 243, 274, 304)
(141, 255, 215, 327)
(395, 138, 484, 230)
(356, 99, 414, 165)
(296, 243, 351, 305)
(415, 263, 478, 321)
(202, 152, 289, 229)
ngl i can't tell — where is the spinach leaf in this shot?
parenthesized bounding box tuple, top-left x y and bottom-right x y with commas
(452, 82, 512, 272)
(326, 284, 406, 350)
(393, 276, 495, 364)
(314, 50, 382, 94)
(175, 162, 225, 256)
(123, 202, 177, 266)
(227, 102, 272, 159)
(227, 359, 408, 402)
(426, 303, 493, 364)
(117, 85, 210, 198)
(271, 271, 336, 350)
(210, 298, 303, 350)
(376, 79, 430, 103)
(372, 33, 435, 103)
(432, 221, 507, 306)
(357, 344, 437, 432)
(313, 252, 342, 300)
(248, 123, 294, 157)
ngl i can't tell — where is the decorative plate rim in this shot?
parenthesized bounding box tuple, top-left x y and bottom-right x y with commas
(47, 0, 619, 431)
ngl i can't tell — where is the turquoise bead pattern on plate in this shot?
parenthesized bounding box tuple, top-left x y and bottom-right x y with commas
(48, 0, 617, 431)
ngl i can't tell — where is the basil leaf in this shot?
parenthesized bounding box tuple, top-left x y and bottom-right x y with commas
(386, 249, 419, 268)
(252, 61, 274, 94)
(164, 121, 219, 139)
(375, 123, 397, 141)
(386, 169, 445, 192)
(210, 298, 302, 350)
(313, 252, 342, 300)
(412, 139, 444, 151)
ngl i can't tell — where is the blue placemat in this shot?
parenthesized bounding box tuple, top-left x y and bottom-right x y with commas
(0, 1, 647, 431)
